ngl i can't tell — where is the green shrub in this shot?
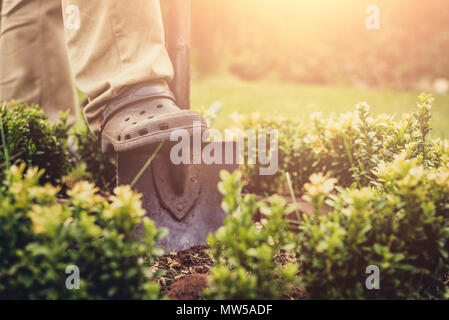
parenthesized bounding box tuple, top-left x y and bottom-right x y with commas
(0, 163, 166, 299)
(203, 170, 299, 300)
(73, 123, 116, 191)
(235, 94, 438, 194)
(0, 102, 70, 185)
(232, 112, 315, 195)
(298, 154, 449, 299)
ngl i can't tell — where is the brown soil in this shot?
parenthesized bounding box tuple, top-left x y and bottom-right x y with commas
(152, 245, 307, 300)
(151, 245, 213, 293)
(166, 274, 210, 300)
(149, 195, 319, 300)
(288, 286, 308, 300)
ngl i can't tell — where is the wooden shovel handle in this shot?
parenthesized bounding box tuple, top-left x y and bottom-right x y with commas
(167, 0, 191, 110)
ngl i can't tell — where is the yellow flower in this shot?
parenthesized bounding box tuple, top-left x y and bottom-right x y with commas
(25, 167, 40, 180)
(342, 188, 375, 210)
(10, 163, 26, 177)
(28, 207, 45, 235)
(104, 186, 145, 220)
(28, 204, 68, 235)
(374, 161, 389, 177)
(303, 173, 337, 201)
(430, 167, 449, 187)
(376, 113, 393, 123)
(68, 181, 102, 207)
(29, 184, 60, 202)
(338, 112, 356, 128)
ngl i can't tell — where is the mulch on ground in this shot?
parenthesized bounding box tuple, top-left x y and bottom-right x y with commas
(151, 245, 213, 295)
(152, 245, 307, 300)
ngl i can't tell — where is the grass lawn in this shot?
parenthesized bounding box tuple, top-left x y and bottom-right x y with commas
(191, 76, 449, 138)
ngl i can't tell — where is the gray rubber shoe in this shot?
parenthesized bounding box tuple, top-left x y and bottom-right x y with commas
(100, 84, 207, 155)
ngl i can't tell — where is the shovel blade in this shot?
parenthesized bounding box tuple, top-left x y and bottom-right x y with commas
(117, 141, 239, 252)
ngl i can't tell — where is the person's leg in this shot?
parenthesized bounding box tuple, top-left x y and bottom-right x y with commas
(0, 1, 3, 31)
(62, 0, 206, 155)
(61, 0, 174, 137)
(0, 0, 78, 125)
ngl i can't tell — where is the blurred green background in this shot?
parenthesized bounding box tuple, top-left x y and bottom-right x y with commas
(180, 0, 449, 136)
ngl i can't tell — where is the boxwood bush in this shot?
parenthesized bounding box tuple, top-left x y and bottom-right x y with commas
(0, 102, 70, 185)
(234, 94, 438, 195)
(298, 154, 449, 299)
(204, 170, 299, 300)
(0, 163, 167, 299)
(73, 124, 116, 191)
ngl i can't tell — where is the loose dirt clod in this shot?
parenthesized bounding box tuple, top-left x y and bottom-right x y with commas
(152, 245, 213, 293)
(166, 274, 210, 300)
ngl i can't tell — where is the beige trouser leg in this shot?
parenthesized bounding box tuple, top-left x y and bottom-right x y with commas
(0, 0, 78, 126)
(62, 0, 174, 136)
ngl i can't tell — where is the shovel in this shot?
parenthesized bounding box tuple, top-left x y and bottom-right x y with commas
(117, 0, 239, 252)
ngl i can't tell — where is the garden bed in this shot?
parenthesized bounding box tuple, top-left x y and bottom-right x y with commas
(157, 246, 307, 300)
(2, 96, 449, 300)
